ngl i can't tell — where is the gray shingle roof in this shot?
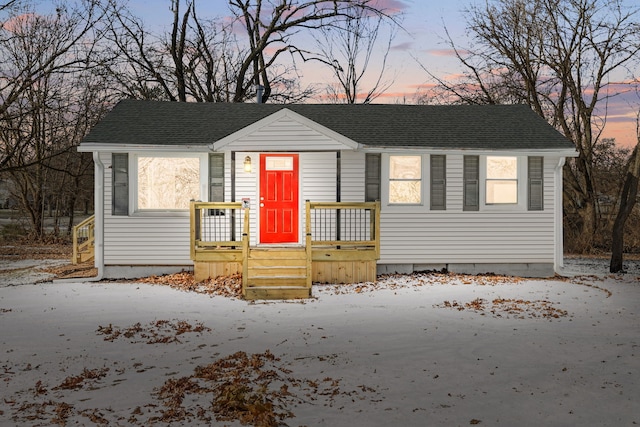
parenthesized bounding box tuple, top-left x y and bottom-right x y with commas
(81, 100, 574, 150)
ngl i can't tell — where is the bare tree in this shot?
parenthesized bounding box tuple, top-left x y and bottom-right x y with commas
(314, 5, 397, 103)
(0, 1, 109, 239)
(610, 118, 640, 272)
(101, 0, 186, 101)
(423, 0, 640, 252)
(103, 0, 292, 102)
(227, 0, 392, 103)
(0, 0, 106, 172)
(101, 0, 393, 104)
(187, 5, 243, 102)
(0, 1, 19, 11)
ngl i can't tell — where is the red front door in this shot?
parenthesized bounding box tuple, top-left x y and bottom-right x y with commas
(260, 154, 299, 243)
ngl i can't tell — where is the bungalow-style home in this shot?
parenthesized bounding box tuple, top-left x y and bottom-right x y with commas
(77, 100, 576, 299)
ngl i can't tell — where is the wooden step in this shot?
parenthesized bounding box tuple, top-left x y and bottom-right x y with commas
(248, 258, 306, 268)
(79, 253, 95, 263)
(245, 286, 311, 300)
(246, 276, 308, 287)
(248, 266, 306, 277)
(248, 248, 306, 260)
(243, 247, 310, 299)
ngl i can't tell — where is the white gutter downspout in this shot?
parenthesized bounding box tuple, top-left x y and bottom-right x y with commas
(93, 151, 105, 280)
(554, 157, 566, 273)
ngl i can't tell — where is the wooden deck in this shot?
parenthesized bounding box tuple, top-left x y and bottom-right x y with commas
(191, 201, 380, 300)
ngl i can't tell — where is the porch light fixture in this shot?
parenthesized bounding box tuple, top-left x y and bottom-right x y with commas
(243, 156, 252, 172)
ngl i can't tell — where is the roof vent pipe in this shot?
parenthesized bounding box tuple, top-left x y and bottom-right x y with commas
(256, 85, 264, 104)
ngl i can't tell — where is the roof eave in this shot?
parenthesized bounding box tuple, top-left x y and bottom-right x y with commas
(360, 146, 578, 157)
(77, 143, 211, 153)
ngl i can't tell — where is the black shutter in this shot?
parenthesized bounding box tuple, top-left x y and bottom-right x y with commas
(463, 155, 479, 211)
(365, 153, 381, 202)
(430, 155, 446, 210)
(528, 156, 544, 211)
(209, 153, 224, 202)
(112, 153, 128, 216)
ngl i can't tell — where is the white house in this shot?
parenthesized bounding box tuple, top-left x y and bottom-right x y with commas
(78, 100, 577, 298)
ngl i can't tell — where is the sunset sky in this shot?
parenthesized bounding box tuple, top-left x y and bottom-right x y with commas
(127, 0, 640, 147)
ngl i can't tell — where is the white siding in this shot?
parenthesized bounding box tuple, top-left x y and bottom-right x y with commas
(234, 152, 259, 245)
(300, 152, 337, 242)
(102, 152, 192, 265)
(378, 154, 560, 265)
(301, 151, 337, 202)
(222, 116, 355, 151)
(379, 211, 555, 263)
(100, 147, 562, 267)
(340, 150, 365, 202)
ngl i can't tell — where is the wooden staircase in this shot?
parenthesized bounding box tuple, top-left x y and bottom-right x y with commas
(72, 215, 95, 264)
(244, 247, 311, 300)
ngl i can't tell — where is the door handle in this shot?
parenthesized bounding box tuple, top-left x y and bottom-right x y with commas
(260, 203, 264, 207)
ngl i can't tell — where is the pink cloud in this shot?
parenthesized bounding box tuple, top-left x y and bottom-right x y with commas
(368, 0, 410, 14)
(603, 120, 637, 148)
(1, 13, 37, 33)
(374, 90, 415, 99)
(442, 72, 467, 81)
(427, 49, 465, 57)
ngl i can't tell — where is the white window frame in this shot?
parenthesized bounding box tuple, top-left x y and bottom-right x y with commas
(480, 155, 527, 211)
(387, 154, 424, 206)
(130, 153, 209, 216)
(381, 153, 427, 208)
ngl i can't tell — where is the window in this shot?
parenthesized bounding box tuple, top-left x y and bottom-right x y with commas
(137, 156, 200, 210)
(430, 155, 446, 210)
(465, 155, 542, 211)
(365, 153, 381, 202)
(485, 156, 518, 204)
(389, 155, 421, 204)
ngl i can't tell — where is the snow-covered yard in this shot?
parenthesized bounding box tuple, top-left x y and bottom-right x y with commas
(0, 260, 638, 426)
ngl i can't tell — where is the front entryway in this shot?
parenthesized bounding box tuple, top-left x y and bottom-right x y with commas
(259, 154, 299, 243)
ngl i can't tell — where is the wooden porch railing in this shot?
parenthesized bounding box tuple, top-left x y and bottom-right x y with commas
(189, 201, 380, 259)
(72, 215, 95, 264)
(189, 202, 249, 261)
(305, 201, 380, 258)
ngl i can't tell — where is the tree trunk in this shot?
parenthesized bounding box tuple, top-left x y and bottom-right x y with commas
(67, 194, 76, 237)
(610, 145, 640, 273)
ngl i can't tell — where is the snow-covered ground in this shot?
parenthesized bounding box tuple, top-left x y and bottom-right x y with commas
(0, 260, 638, 426)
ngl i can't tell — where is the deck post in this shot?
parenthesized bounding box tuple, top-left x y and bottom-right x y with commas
(189, 201, 198, 261)
(242, 207, 250, 297)
(305, 200, 312, 289)
(374, 200, 381, 258)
